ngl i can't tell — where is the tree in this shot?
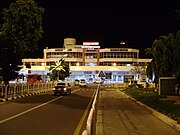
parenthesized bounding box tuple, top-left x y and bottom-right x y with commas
(131, 64, 147, 83)
(49, 59, 70, 81)
(175, 10, 180, 21)
(0, 0, 44, 56)
(174, 31, 180, 94)
(0, 47, 21, 85)
(0, 0, 44, 85)
(146, 60, 153, 81)
(132, 64, 147, 75)
(145, 31, 180, 93)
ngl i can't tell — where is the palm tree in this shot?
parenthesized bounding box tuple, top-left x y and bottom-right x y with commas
(131, 64, 147, 81)
(50, 58, 66, 72)
(49, 58, 70, 81)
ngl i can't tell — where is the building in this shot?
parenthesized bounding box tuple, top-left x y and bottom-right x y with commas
(20, 38, 152, 83)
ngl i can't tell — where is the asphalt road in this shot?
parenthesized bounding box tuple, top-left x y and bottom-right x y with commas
(0, 85, 96, 135)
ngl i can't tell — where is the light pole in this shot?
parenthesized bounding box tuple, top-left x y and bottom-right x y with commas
(120, 41, 125, 48)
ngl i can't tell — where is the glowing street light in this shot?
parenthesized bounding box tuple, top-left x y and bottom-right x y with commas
(120, 41, 125, 47)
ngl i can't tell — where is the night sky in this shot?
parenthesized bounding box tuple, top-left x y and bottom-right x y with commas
(0, 0, 180, 58)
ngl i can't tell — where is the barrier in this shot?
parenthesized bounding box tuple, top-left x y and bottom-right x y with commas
(82, 130, 88, 135)
(0, 82, 54, 101)
(82, 85, 100, 135)
(87, 108, 94, 135)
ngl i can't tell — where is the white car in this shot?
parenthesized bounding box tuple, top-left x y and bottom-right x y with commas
(74, 79, 79, 86)
(79, 79, 87, 87)
(53, 82, 71, 95)
(94, 79, 103, 84)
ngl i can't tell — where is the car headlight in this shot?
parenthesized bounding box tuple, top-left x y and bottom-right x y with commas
(53, 88, 56, 90)
(63, 88, 67, 91)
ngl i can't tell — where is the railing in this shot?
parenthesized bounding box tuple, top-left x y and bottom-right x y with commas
(0, 82, 54, 101)
(82, 85, 100, 135)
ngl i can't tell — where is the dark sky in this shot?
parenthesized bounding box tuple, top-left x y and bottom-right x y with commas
(0, 0, 180, 58)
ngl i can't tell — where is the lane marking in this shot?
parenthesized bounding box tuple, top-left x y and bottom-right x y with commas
(73, 91, 96, 135)
(0, 90, 79, 124)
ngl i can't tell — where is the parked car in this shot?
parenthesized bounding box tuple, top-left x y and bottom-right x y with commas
(53, 82, 71, 95)
(74, 79, 80, 86)
(79, 79, 87, 87)
(93, 79, 103, 84)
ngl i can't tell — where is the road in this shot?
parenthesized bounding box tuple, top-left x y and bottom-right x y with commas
(0, 85, 96, 135)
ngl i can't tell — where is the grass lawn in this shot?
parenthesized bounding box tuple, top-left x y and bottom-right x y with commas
(120, 87, 180, 123)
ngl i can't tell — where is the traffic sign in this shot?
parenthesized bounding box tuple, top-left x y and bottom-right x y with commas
(98, 71, 105, 77)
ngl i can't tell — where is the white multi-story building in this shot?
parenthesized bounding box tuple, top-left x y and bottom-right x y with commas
(20, 38, 152, 83)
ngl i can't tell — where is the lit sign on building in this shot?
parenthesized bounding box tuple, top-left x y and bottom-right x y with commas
(118, 71, 130, 74)
(83, 42, 99, 45)
(84, 71, 92, 74)
(81, 46, 100, 49)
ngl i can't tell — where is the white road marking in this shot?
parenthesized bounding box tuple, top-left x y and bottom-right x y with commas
(0, 90, 79, 124)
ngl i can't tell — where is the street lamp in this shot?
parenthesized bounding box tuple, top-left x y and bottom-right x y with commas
(120, 41, 125, 47)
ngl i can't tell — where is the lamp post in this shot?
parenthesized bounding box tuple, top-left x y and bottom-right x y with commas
(120, 41, 125, 48)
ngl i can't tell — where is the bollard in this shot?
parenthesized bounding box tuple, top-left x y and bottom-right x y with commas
(45, 83, 47, 91)
(32, 84, 35, 93)
(14, 85, 16, 97)
(41, 83, 43, 92)
(27, 83, 30, 94)
(5, 85, 8, 99)
(21, 84, 23, 95)
(38, 82, 40, 93)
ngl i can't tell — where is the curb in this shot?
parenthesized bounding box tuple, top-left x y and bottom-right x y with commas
(96, 110, 103, 135)
(119, 91, 180, 132)
(96, 90, 104, 135)
(0, 90, 51, 103)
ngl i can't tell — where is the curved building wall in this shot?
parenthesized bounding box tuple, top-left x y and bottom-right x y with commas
(64, 38, 76, 48)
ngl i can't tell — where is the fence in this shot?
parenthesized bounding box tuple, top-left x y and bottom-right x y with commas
(0, 82, 54, 100)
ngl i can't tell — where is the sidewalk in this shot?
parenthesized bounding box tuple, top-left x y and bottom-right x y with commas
(95, 89, 180, 135)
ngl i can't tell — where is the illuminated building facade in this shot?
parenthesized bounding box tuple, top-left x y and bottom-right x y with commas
(20, 38, 152, 83)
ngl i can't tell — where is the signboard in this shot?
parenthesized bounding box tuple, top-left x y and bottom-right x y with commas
(124, 75, 133, 79)
(83, 42, 99, 45)
(98, 71, 105, 77)
(81, 46, 100, 49)
(84, 71, 92, 74)
(118, 71, 130, 74)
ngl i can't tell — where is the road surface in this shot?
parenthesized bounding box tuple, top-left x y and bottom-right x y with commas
(0, 86, 96, 135)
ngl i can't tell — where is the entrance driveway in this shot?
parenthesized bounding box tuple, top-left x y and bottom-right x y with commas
(96, 89, 180, 135)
